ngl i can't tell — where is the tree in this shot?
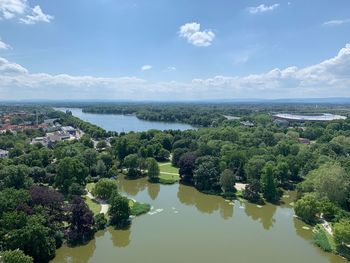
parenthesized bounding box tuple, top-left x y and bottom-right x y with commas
(0, 165, 32, 190)
(0, 250, 33, 263)
(29, 166, 47, 183)
(260, 162, 278, 203)
(193, 156, 221, 192)
(55, 157, 88, 194)
(178, 152, 197, 184)
(92, 178, 118, 200)
(2, 215, 56, 263)
(96, 141, 107, 151)
(67, 196, 95, 245)
(243, 180, 262, 204)
(333, 220, 350, 258)
(172, 148, 189, 167)
(0, 188, 31, 215)
(108, 191, 130, 228)
(274, 161, 290, 186)
(124, 154, 141, 178)
(219, 169, 236, 193)
(99, 152, 113, 170)
(94, 213, 107, 230)
(146, 158, 159, 182)
(82, 149, 97, 175)
(294, 193, 320, 225)
(95, 160, 107, 177)
(313, 163, 350, 207)
(244, 156, 266, 182)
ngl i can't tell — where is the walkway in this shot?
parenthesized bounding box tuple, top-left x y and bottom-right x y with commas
(86, 191, 109, 215)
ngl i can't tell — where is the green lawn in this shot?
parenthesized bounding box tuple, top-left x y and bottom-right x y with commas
(129, 199, 151, 216)
(84, 196, 101, 215)
(158, 162, 180, 184)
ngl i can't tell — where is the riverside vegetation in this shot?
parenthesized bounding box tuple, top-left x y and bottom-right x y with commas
(0, 103, 350, 262)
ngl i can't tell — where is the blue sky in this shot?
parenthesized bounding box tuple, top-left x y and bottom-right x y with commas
(0, 0, 350, 100)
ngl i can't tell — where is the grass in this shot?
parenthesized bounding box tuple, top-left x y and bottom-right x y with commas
(129, 199, 151, 216)
(84, 196, 101, 215)
(158, 162, 180, 184)
(313, 225, 336, 252)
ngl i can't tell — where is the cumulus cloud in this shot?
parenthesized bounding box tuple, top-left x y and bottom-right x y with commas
(179, 22, 215, 47)
(20, 5, 53, 24)
(248, 4, 280, 14)
(0, 0, 53, 24)
(323, 19, 350, 26)
(141, 65, 152, 71)
(0, 39, 11, 49)
(0, 57, 28, 74)
(1, 44, 350, 100)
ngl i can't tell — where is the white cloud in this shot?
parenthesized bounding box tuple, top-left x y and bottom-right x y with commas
(179, 22, 215, 47)
(0, 0, 26, 19)
(323, 19, 350, 26)
(1, 44, 350, 100)
(166, 66, 176, 71)
(20, 5, 53, 24)
(248, 3, 280, 14)
(141, 65, 152, 71)
(0, 57, 27, 74)
(0, 0, 53, 24)
(0, 39, 11, 49)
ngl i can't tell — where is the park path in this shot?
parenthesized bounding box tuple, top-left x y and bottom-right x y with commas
(86, 191, 109, 215)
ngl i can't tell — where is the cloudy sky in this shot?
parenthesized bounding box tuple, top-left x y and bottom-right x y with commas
(0, 0, 350, 100)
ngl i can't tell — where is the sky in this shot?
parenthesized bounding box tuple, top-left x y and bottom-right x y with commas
(0, 0, 350, 101)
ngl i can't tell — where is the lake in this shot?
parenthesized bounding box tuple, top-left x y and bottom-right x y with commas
(55, 108, 195, 132)
(52, 176, 347, 263)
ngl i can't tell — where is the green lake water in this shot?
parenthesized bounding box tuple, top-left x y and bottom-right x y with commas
(52, 176, 347, 263)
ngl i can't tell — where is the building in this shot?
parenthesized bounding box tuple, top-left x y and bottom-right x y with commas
(0, 149, 9, 158)
(61, 126, 77, 136)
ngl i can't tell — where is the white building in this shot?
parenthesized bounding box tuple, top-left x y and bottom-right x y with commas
(0, 149, 9, 158)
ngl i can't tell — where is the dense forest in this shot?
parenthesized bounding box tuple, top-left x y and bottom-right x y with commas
(0, 104, 350, 262)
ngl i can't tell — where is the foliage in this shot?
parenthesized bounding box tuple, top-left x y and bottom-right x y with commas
(67, 196, 95, 246)
(108, 191, 130, 228)
(219, 169, 236, 193)
(92, 178, 118, 200)
(294, 194, 320, 225)
(130, 201, 151, 216)
(0, 250, 33, 263)
(146, 158, 160, 182)
(94, 213, 107, 230)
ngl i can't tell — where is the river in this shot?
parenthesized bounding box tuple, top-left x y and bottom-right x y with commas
(55, 108, 195, 132)
(52, 176, 347, 263)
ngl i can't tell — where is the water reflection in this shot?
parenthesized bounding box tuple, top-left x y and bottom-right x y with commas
(51, 236, 96, 263)
(147, 183, 160, 200)
(244, 202, 277, 230)
(110, 226, 131, 248)
(177, 184, 233, 219)
(118, 176, 148, 196)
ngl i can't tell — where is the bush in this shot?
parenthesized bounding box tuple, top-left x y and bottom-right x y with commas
(294, 194, 320, 225)
(0, 250, 33, 263)
(313, 226, 333, 252)
(130, 202, 151, 216)
(94, 213, 107, 230)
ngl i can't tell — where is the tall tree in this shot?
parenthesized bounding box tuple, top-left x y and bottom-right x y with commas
(108, 191, 130, 228)
(67, 196, 95, 245)
(146, 158, 160, 182)
(260, 162, 278, 203)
